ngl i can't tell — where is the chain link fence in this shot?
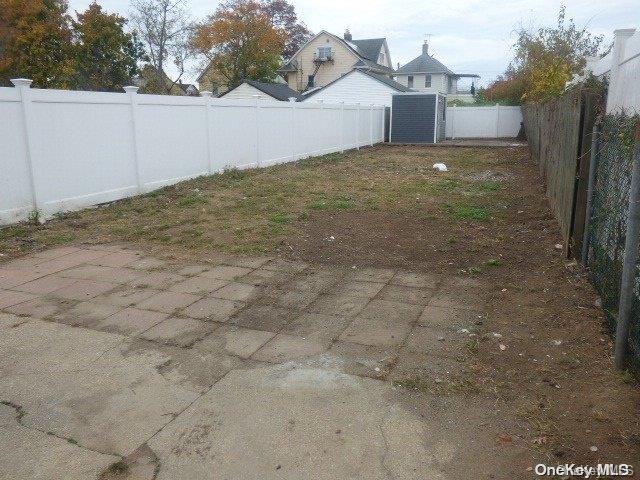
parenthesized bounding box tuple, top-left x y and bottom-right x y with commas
(588, 114, 640, 364)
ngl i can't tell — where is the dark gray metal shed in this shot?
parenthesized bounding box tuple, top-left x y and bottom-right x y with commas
(390, 93, 446, 144)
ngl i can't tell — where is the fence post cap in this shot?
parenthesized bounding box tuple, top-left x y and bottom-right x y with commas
(201, 91, 213, 97)
(613, 28, 636, 38)
(11, 78, 32, 88)
(123, 86, 139, 94)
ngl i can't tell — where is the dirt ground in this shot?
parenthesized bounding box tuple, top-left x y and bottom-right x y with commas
(1, 145, 639, 477)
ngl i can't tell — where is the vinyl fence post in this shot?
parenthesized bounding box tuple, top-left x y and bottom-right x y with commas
(11, 78, 40, 218)
(356, 103, 360, 150)
(340, 101, 345, 153)
(123, 85, 143, 193)
(201, 91, 214, 174)
(451, 106, 456, 140)
(581, 120, 601, 265)
(369, 103, 374, 146)
(495, 105, 500, 138)
(614, 124, 640, 369)
(253, 95, 261, 166)
(289, 97, 297, 161)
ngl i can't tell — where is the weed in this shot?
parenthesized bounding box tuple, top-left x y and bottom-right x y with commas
(466, 338, 480, 354)
(52, 210, 81, 221)
(469, 266, 483, 275)
(178, 195, 208, 207)
(477, 180, 502, 192)
(143, 190, 162, 199)
(446, 203, 490, 221)
(28, 210, 40, 225)
(486, 258, 502, 267)
(270, 212, 292, 224)
(447, 236, 458, 244)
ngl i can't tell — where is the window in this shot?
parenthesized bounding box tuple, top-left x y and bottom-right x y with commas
(425, 74, 432, 88)
(379, 52, 385, 64)
(407, 75, 414, 88)
(307, 75, 315, 87)
(316, 46, 332, 60)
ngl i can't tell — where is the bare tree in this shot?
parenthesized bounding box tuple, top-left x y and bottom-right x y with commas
(130, 0, 193, 93)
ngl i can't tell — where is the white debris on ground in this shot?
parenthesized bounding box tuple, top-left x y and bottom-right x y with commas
(432, 163, 448, 172)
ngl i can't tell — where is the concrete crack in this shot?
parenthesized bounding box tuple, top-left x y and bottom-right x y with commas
(1, 400, 25, 422)
(1, 399, 121, 458)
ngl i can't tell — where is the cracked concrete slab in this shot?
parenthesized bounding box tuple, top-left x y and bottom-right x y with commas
(148, 362, 446, 480)
(0, 246, 491, 479)
(0, 320, 201, 456)
(1, 423, 118, 480)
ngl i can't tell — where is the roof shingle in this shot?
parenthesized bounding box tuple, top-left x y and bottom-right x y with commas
(222, 80, 301, 101)
(396, 54, 454, 75)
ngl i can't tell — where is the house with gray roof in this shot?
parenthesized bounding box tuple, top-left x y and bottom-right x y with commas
(394, 41, 479, 103)
(220, 79, 301, 102)
(279, 29, 394, 92)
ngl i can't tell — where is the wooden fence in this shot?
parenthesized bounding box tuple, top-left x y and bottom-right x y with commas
(522, 87, 603, 257)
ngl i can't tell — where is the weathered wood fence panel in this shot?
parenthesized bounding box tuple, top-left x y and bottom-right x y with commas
(523, 90, 582, 253)
(522, 88, 603, 256)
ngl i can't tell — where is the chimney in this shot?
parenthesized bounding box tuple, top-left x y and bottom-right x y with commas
(422, 40, 429, 55)
(344, 29, 352, 42)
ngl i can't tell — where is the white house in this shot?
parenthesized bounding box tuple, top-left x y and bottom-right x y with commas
(301, 69, 411, 106)
(220, 79, 301, 102)
(394, 41, 479, 103)
(279, 29, 395, 92)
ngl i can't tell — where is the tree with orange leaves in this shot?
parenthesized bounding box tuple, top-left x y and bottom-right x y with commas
(0, 0, 74, 87)
(192, 0, 286, 89)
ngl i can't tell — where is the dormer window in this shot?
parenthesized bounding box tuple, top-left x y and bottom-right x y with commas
(316, 46, 332, 60)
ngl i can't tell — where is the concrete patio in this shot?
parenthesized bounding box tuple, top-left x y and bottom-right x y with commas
(0, 245, 487, 479)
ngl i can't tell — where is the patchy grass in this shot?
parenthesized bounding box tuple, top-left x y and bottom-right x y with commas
(445, 203, 491, 221)
(394, 377, 481, 396)
(308, 196, 355, 211)
(0, 146, 512, 261)
(178, 194, 208, 207)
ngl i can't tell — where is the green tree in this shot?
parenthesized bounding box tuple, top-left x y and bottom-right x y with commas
(0, 0, 74, 87)
(71, 2, 146, 92)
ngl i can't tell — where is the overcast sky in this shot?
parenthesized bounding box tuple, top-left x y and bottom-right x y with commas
(67, 0, 639, 87)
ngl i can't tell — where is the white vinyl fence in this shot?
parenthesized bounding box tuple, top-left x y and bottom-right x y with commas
(583, 27, 640, 114)
(445, 105, 523, 139)
(1, 80, 385, 225)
